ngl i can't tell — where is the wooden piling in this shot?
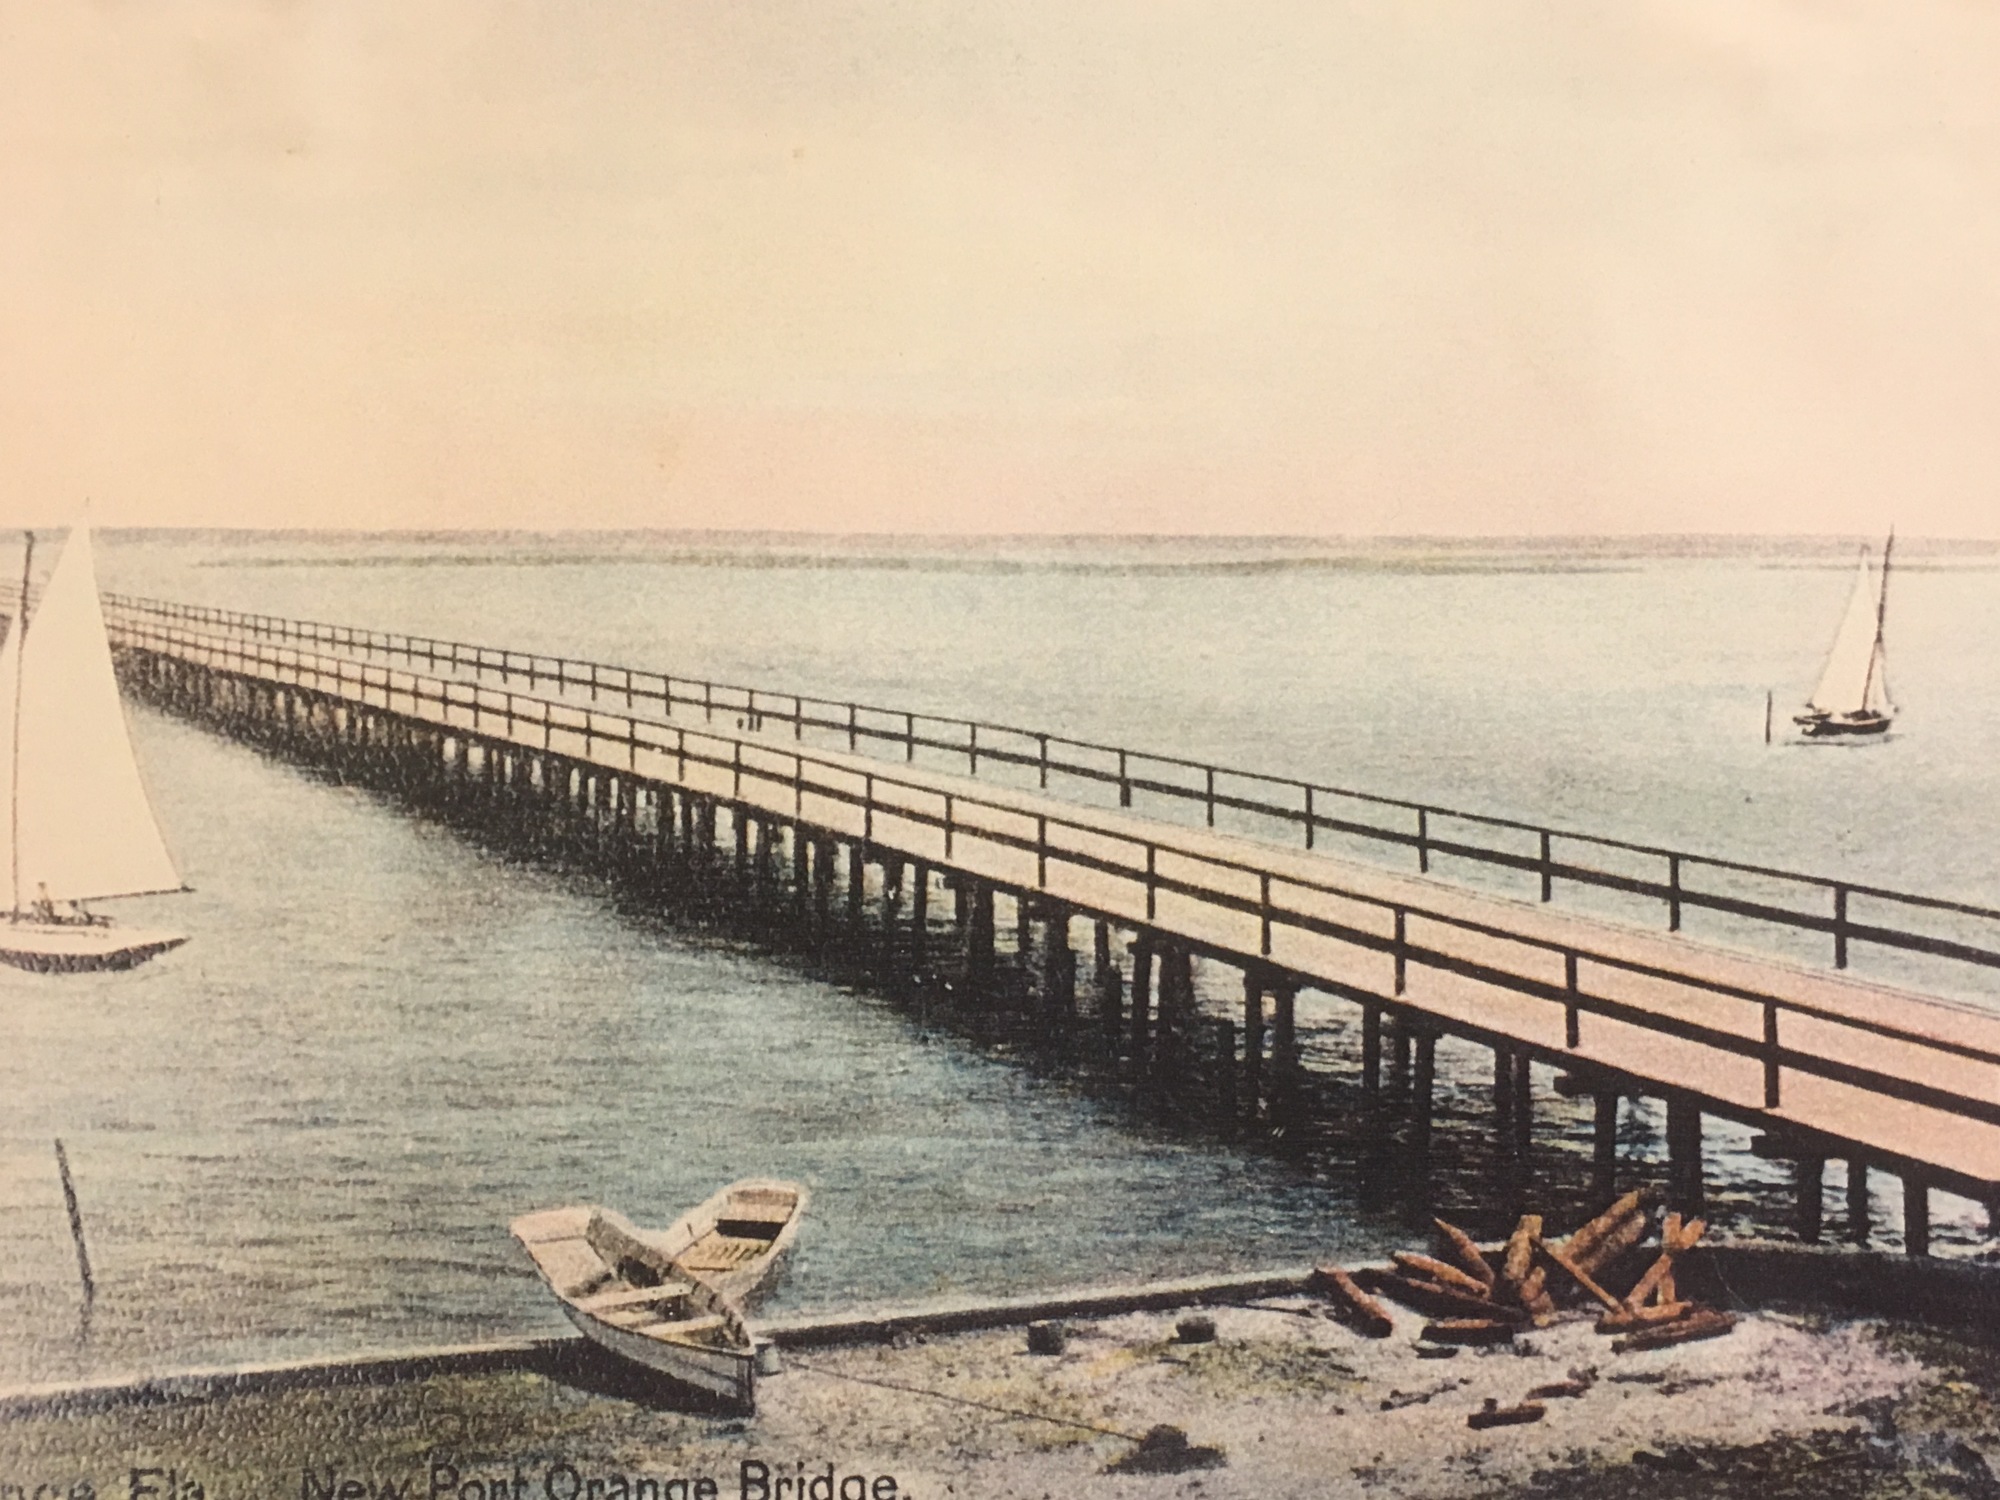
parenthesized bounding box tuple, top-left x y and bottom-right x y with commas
(910, 860, 930, 964)
(1242, 974, 1265, 1121)
(813, 837, 835, 930)
(1041, 905, 1075, 1016)
(1130, 938, 1154, 1062)
(1797, 1156, 1825, 1244)
(965, 880, 995, 983)
(1271, 984, 1298, 1129)
(1511, 1051, 1532, 1160)
(1096, 922, 1123, 1037)
(53, 1140, 93, 1303)
(1666, 1096, 1704, 1212)
(1904, 1174, 1930, 1257)
(1411, 1031, 1436, 1166)
(1848, 1158, 1871, 1245)
(1215, 1018, 1239, 1120)
(791, 824, 810, 919)
(1591, 1093, 1619, 1202)
(1153, 946, 1190, 1087)
(749, 816, 771, 901)
(1361, 1002, 1382, 1102)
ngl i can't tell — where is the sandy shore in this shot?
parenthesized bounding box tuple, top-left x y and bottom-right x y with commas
(6, 1299, 1998, 1500)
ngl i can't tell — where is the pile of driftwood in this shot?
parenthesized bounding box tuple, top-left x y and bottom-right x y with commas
(1311, 1189, 1736, 1356)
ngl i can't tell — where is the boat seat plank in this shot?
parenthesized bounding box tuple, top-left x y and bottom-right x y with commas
(679, 1238, 762, 1269)
(632, 1313, 729, 1341)
(576, 1281, 696, 1313)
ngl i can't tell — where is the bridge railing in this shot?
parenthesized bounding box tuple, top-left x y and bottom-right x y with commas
(100, 592, 2000, 996)
(107, 612, 2000, 1169)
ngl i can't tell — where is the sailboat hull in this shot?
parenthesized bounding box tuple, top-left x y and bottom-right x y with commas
(0, 921, 186, 973)
(1796, 711, 1892, 739)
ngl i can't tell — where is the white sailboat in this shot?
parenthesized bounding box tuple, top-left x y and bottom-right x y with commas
(0, 525, 187, 971)
(1794, 533, 1895, 739)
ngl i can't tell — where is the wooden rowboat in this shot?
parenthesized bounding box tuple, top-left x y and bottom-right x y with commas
(646, 1178, 808, 1306)
(509, 1179, 807, 1409)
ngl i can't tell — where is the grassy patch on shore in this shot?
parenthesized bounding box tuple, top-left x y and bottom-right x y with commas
(0, 1370, 749, 1498)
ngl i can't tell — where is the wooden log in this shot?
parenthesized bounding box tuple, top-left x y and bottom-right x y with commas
(1595, 1300, 1692, 1333)
(1422, 1318, 1515, 1346)
(1433, 1219, 1497, 1290)
(1561, 1188, 1655, 1270)
(1516, 1265, 1554, 1319)
(1667, 1216, 1707, 1253)
(1624, 1253, 1676, 1311)
(1394, 1252, 1491, 1299)
(1611, 1308, 1737, 1354)
(1572, 1208, 1652, 1280)
(1493, 1215, 1555, 1318)
(1356, 1271, 1530, 1326)
(1525, 1379, 1593, 1400)
(1628, 1215, 1703, 1307)
(1500, 1215, 1541, 1289)
(1539, 1240, 1623, 1313)
(1308, 1265, 1395, 1338)
(1467, 1399, 1546, 1430)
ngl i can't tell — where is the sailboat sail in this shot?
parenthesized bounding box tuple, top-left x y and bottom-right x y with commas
(1807, 548, 1886, 715)
(2, 525, 182, 909)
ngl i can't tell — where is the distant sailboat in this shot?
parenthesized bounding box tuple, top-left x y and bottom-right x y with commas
(1794, 533, 1895, 739)
(0, 525, 187, 971)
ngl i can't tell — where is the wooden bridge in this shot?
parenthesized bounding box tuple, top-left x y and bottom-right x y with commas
(103, 594, 2000, 1254)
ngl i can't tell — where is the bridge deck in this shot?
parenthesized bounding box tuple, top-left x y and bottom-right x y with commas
(112, 616, 2000, 1203)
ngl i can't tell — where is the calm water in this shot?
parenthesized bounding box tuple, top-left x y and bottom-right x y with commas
(2, 533, 1997, 1386)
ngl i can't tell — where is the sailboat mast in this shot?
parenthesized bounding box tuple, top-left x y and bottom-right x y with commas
(1860, 530, 1893, 711)
(11, 532, 31, 920)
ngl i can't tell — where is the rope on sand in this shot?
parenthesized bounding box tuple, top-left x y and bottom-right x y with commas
(786, 1359, 1147, 1443)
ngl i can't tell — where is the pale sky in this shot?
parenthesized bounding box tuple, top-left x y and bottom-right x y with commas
(3, 2, 1998, 536)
